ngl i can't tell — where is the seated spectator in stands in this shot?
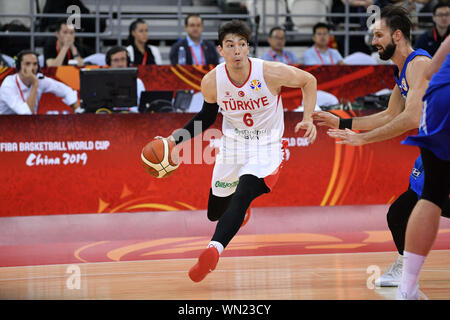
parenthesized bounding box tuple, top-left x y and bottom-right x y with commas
(106, 46, 145, 111)
(259, 27, 301, 64)
(415, 2, 449, 56)
(302, 23, 345, 65)
(169, 14, 220, 65)
(126, 19, 162, 66)
(0, 50, 81, 115)
(415, 0, 440, 25)
(44, 20, 85, 67)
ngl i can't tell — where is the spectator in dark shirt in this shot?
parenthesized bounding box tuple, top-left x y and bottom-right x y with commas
(44, 20, 85, 67)
(126, 19, 162, 65)
(169, 14, 220, 66)
(415, 2, 450, 56)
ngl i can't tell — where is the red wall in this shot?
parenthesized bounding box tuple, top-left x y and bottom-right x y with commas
(0, 112, 419, 217)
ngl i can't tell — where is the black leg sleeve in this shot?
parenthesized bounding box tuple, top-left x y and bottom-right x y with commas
(386, 188, 419, 255)
(211, 174, 270, 248)
(207, 189, 233, 222)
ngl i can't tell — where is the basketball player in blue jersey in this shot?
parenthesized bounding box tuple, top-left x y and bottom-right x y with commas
(311, 5, 445, 289)
(375, 155, 450, 287)
(161, 20, 318, 282)
(397, 36, 450, 299)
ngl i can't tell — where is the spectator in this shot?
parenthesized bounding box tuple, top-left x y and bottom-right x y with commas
(414, 0, 439, 25)
(415, 2, 450, 56)
(259, 27, 301, 64)
(126, 19, 162, 66)
(169, 14, 220, 65)
(39, 0, 105, 55)
(44, 20, 85, 67)
(302, 23, 345, 65)
(106, 46, 146, 112)
(0, 50, 81, 115)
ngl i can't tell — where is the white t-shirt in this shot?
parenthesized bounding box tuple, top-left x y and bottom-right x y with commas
(0, 73, 78, 115)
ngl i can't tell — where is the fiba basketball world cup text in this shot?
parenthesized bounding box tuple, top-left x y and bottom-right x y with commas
(0, 140, 110, 167)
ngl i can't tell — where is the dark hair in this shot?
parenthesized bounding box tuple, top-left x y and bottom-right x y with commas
(105, 46, 130, 66)
(185, 14, 202, 26)
(380, 5, 412, 43)
(433, 2, 450, 15)
(128, 18, 147, 45)
(51, 18, 72, 32)
(218, 19, 252, 46)
(313, 22, 330, 34)
(15, 49, 39, 71)
(269, 26, 285, 37)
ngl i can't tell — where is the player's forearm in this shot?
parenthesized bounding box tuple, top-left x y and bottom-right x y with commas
(358, 111, 418, 144)
(301, 76, 317, 121)
(351, 109, 396, 131)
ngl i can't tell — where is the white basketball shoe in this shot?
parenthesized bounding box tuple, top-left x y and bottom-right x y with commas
(375, 254, 403, 287)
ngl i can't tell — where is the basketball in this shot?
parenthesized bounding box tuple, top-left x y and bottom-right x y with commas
(141, 137, 180, 178)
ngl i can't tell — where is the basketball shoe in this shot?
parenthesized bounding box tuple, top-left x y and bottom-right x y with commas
(375, 254, 403, 287)
(188, 247, 220, 282)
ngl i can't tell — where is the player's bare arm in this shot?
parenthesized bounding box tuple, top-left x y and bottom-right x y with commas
(328, 57, 431, 146)
(167, 68, 219, 144)
(426, 36, 450, 80)
(264, 61, 318, 143)
(312, 85, 405, 131)
(200, 68, 217, 104)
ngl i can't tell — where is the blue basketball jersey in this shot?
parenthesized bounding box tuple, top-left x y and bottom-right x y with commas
(402, 54, 450, 161)
(394, 49, 432, 100)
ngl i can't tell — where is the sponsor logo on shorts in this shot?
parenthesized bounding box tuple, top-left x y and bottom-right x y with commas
(215, 180, 239, 188)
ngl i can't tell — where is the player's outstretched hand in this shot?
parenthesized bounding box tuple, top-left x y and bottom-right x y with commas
(295, 120, 317, 144)
(327, 128, 365, 146)
(312, 111, 339, 128)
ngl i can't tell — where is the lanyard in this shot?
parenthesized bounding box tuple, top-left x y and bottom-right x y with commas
(15, 75, 26, 102)
(314, 46, 334, 65)
(142, 50, 148, 65)
(269, 50, 291, 64)
(56, 42, 71, 61)
(189, 46, 205, 65)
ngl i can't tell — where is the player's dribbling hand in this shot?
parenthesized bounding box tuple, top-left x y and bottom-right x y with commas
(295, 120, 317, 144)
(312, 111, 339, 128)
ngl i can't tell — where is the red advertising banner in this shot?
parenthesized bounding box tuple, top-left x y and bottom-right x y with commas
(0, 112, 419, 217)
(0, 64, 396, 114)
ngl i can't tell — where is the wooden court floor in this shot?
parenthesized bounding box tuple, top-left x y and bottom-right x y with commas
(1, 250, 449, 300)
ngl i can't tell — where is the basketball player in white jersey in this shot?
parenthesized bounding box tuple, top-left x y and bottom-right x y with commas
(164, 20, 318, 282)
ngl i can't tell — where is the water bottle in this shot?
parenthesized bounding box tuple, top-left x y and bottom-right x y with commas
(178, 46, 186, 65)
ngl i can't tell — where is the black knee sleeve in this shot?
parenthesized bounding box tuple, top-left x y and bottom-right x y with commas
(420, 147, 450, 210)
(386, 188, 419, 255)
(207, 189, 232, 221)
(211, 174, 270, 248)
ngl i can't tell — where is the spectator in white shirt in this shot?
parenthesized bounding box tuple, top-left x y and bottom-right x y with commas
(0, 50, 80, 115)
(302, 22, 345, 65)
(106, 46, 146, 112)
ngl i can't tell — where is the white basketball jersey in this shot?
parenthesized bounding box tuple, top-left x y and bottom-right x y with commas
(215, 57, 284, 147)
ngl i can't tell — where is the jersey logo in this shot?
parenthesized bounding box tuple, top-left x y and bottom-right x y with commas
(412, 168, 421, 178)
(238, 90, 245, 97)
(401, 78, 408, 92)
(249, 79, 262, 91)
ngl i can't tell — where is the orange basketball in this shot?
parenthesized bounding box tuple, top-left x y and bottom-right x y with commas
(141, 137, 179, 178)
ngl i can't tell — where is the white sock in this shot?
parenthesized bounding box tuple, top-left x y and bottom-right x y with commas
(401, 251, 426, 293)
(207, 241, 224, 255)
